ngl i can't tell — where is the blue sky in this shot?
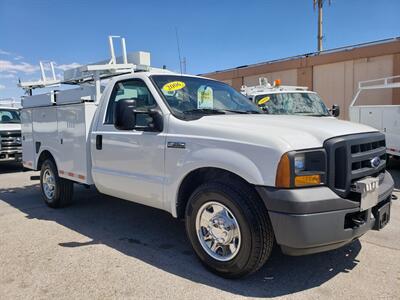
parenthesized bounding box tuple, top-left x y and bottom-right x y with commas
(0, 0, 399, 99)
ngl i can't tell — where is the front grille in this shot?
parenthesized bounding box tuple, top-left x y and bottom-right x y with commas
(0, 131, 22, 152)
(324, 132, 386, 199)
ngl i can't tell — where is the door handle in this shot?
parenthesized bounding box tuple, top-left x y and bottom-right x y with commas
(96, 135, 103, 150)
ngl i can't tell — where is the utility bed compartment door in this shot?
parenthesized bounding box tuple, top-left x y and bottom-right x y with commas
(57, 103, 96, 184)
(360, 107, 383, 131)
(382, 106, 400, 155)
(21, 109, 35, 168)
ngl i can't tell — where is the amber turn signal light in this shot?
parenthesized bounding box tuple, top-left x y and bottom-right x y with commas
(275, 153, 291, 188)
(294, 174, 321, 187)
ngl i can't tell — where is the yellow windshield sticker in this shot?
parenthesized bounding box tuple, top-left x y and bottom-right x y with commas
(162, 81, 186, 91)
(197, 86, 214, 109)
(258, 96, 270, 105)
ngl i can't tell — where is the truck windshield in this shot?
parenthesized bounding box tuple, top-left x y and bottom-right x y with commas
(0, 109, 20, 123)
(254, 92, 330, 116)
(151, 75, 262, 117)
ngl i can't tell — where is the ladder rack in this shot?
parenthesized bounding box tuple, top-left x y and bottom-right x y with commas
(18, 36, 151, 101)
(18, 61, 61, 95)
(350, 75, 400, 107)
(241, 77, 308, 96)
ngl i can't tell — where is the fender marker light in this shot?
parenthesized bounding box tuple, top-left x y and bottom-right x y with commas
(295, 174, 321, 187)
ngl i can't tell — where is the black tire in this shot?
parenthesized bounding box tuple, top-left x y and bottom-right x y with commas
(185, 181, 274, 278)
(40, 159, 74, 208)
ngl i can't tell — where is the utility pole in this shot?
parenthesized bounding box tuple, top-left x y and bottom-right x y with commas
(313, 0, 331, 52)
(175, 27, 187, 74)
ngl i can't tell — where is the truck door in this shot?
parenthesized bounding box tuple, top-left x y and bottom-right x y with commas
(91, 79, 166, 210)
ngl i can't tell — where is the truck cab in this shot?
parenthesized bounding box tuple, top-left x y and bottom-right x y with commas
(20, 37, 394, 278)
(0, 106, 22, 163)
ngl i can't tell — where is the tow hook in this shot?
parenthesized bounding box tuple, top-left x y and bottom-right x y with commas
(351, 217, 366, 227)
(392, 194, 398, 201)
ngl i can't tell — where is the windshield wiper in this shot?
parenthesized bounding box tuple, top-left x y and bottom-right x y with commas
(183, 108, 226, 115)
(182, 108, 262, 116)
(294, 111, 330, 117)
(222, 109, 262, 114)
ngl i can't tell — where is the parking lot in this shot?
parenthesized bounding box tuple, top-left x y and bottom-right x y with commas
(0, 161, 399, 299)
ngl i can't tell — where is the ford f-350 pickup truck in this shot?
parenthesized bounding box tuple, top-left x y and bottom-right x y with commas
(20, 38, 394, 278)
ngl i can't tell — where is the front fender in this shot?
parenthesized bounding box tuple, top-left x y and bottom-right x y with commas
(165, 146, 278, 217)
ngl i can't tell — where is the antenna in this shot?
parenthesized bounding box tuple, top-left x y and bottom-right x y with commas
(175, 27, 184, 74)
(182, 56, 187, 74)
(313, 0, 331, 52)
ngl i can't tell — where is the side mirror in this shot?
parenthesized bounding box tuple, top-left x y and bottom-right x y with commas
(114, 99, 136, 130)
(331, 104, 340, 117)
(114, 99, 163, 132)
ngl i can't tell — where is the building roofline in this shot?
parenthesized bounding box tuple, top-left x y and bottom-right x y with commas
(201, 37, 400, 79)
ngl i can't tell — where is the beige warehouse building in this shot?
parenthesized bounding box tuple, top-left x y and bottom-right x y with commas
(202, 38, 400, 120)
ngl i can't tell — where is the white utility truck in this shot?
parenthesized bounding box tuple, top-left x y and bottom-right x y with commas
(349, 76, 400, 159)
(241, 77, 340, 117)
(20, 37, 394, 278)
(0, 101, 22, 163)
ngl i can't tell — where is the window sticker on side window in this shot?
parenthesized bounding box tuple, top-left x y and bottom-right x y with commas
(162, 81, 186, 91)
(197, 86, 214, 109)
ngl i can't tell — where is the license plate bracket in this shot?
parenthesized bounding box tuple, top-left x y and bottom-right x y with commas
(355, 177, 379, 211)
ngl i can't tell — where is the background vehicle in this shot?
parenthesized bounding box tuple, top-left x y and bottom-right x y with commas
(0, 102, 22, 163)
(349, 76, 400, 159)
(20, 37, 394, 278)
(241, 77, 340, 117)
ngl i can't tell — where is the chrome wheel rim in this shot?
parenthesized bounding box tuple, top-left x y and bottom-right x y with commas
(195, 201, 241, 261)
(42, 168, 55, 200)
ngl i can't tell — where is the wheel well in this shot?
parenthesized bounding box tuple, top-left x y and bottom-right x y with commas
(176, 167, 255, 219)
(37, 150, 55, 170)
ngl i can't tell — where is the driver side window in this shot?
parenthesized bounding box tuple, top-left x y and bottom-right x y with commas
(105, 79, 157, 124)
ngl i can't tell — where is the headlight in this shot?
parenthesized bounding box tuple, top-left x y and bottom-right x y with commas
(276, 149, 327, 188)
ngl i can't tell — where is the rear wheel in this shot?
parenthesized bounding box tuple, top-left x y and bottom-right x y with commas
(40, 159, 73, 208)
(185, 181, 274, 278)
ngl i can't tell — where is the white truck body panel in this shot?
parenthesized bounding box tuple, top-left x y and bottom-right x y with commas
(20, 109, 34, 167)
(349, 76, 400, 157)
(349, 105, 400, 156)
(22, 92, 56, 108)
(21, 102, 96, 184)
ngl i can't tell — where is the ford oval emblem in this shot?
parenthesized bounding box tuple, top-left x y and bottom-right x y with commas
(370, 156, 381, 168)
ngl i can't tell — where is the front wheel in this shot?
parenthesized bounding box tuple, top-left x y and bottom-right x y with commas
(185, 181, 274, 278)
(40, 159, 74, 208)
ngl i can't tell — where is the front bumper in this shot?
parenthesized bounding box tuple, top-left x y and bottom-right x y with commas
(256, 171, 394, 256)
(0, 151, 22, 162)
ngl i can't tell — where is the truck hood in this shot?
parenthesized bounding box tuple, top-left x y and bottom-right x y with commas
(175, 114, 378, 151)
(0, 123, 21, 132)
